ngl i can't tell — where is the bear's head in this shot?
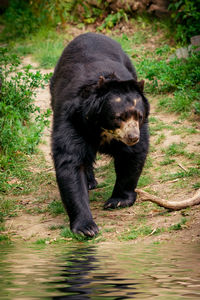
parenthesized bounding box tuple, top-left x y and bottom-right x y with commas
(79, 75, 149, 146)
(97, 77, 149, 146)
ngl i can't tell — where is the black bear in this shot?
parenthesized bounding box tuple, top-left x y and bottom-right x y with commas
(50, 33, 149, 237)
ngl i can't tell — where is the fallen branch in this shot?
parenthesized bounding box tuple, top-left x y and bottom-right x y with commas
(135, 188, 200, 210)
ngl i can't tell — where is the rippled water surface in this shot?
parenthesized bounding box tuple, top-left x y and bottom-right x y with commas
(0, 241, 200, 299)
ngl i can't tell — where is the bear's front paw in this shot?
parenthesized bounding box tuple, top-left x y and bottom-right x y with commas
(104, 197, 135, 210)
(71, 218, 99, 237)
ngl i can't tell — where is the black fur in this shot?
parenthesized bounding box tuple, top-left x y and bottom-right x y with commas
(50, 33, 150, 237)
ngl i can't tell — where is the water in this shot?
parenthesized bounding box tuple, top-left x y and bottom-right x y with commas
(0, 241, 200, 299)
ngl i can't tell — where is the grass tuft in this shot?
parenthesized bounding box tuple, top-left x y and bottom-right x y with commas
(48, 200, 65, 216)
(168, 217, 187, 231)
(60, 227, 94, 242)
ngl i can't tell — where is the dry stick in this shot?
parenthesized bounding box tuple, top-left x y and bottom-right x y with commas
(135, 188, 200, 210)
(177, 163, 187, 172)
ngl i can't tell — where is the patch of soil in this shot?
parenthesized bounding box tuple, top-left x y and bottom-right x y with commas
(6, 214, 65, 241)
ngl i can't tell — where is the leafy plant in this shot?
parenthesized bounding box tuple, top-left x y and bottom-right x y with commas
(0, 49, 51, 157)
(2, 0, 40, 39)
(136, 50, 200, 114)
(0, 48, 51, 190)
(2, 0, 105, 40)
(98, 9, 128, 31)
(168, 0, 200, 43)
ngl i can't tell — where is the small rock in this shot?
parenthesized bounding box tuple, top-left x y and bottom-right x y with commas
(175, 47, 189, 59)
(169, 46, 190, 61)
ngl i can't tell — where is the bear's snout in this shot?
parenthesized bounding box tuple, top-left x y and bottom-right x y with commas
(125, 130, 140, 145)
(124, 126, 140, 145)
(114, 118, 140, 146)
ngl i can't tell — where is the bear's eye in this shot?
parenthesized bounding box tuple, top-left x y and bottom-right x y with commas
(139, 113, 143, 122)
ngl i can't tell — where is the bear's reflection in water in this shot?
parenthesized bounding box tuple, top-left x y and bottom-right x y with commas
(51, 246, 139, 300)
(1, 242, 200, 299)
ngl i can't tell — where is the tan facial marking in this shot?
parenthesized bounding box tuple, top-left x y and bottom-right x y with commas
(115, 118, 139, 140)
(100, 130, 114, 145)
(101, 117, 140, 146)
(133, 98, 137, 106)
(115, 97, 121, 103)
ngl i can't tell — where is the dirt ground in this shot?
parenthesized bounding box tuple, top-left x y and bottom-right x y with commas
(5, 48, 200, 245)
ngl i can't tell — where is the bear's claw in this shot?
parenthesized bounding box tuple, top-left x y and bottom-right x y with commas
(71, 219, 99, 237)
(104, 197, 134, 210)
(88, 179, 98, 190)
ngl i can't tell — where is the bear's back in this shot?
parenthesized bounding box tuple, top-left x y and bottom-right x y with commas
(61, 33, 125, 65)
(50, 33, 137, 111)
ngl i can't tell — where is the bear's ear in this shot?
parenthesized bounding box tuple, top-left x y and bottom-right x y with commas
(98, 76, 105, 87)
(97, 73, 119, 87)
(107, 72, 118, 80)
(137, 80, 145, 92)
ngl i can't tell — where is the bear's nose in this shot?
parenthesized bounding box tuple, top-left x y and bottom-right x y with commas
(127, 133, 139, 145)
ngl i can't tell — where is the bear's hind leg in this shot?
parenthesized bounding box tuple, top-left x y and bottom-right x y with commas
(86, 165, 98, 190)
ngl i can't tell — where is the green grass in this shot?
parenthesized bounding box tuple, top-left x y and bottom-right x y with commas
(193, 182, 200, 189)
(114, 31, 148, 55)
(0, 197, 17, 219)
(0, 151, 55, 230)
(119, 225, 165, 241)
(155, 133, 166, 145)
(90, 161, 115, 202)
(48, 200, 65, 216)
(160, 157, 176, 166)
(34, 238, 50, 245)
(159, 168, 200, 182)
(144, 156, 153, 169)
(162, 143, 196, 160)
(172, 126, 198, 136)
(149, 120, 173, 136)
(138, 175, 153, 188)
(161, 142, 199, 165)
(103, 227, 116, 233)
(149, 116, 160, 124)
(0, 234, 10, 242)
(49, 224, 65, 231)
(164, 142, 186, 156)
(0, 152, 55, 195)
(168, 217, 187, 231)
(0, 197, 16, 243)
(60, 227, 96, 242)
(12, 26, 69, 69)
(158, 89, 199, 116)
(134, 44, 200, 116)
(15, 38, 64, 69)
(92, 158, 153, 203)
(25, 206, 48, 215)
(34, 40, 64, 68)
(119, 218, 188, 241)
